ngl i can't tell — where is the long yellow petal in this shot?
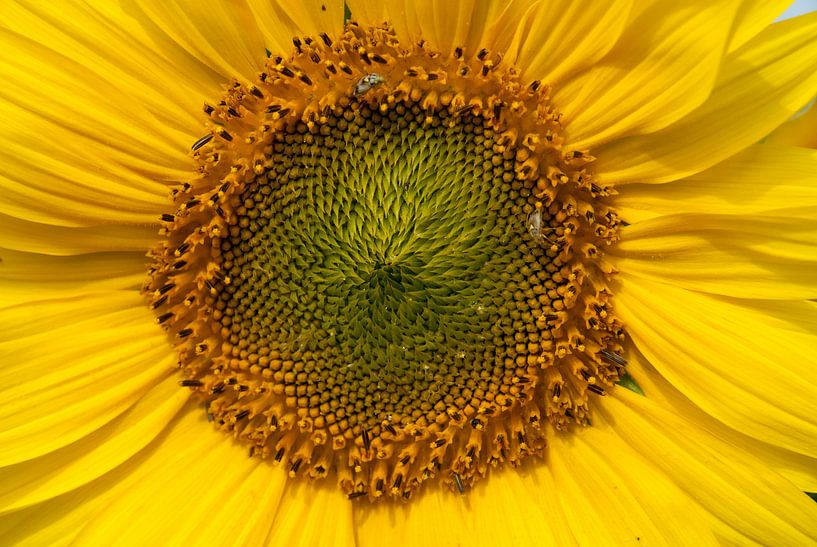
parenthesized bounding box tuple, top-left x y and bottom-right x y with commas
(614, 144, 817, 224)
(132, 0, 267, 82)
(354, 464, 577, 547)
(354, 424, 719, 545)
(54, 405, 289, 546)
(354, 482, 473, 546)
(556, 0, 739, 149)
(728, 0, 793, 52)
(0, 292, 173, 466)
(248, 0, 345, 55)
(509, 1, 632, 88)
(0, 377, 186, 514)
(610, 213, 817, 300)
(0, 250, 145, 307)
(466, 466, 576, 547)
(602, 392, 817, 544)
(0, 400, 286, 546)
(594, 10, 817, 184)
(0, 1, 225, 137)
(270, 479, 355, 546)
(548, 424, 719, 545)
(0, 213, 158, 256)
(0, 21, 193, 175)
(349, 0, 535, 59)
(616, 276, 817, 459)
(0, 469, 117, 546)
(0, 291, 146, 343)
(624, 341, 817, 492)
(0, 95, 171, 227)
(0, 10, 189, 226)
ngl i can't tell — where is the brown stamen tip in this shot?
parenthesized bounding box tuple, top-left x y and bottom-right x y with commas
(192, 134, 214, 151)
(361, 428, 371, 453)
(599, 349, 628, 366)
(452, 472, 465, 494)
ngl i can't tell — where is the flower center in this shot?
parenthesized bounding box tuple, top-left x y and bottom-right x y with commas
(146, 22, 626, 501)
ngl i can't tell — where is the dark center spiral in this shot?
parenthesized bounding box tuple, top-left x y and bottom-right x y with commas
(216, 99, 557, 436)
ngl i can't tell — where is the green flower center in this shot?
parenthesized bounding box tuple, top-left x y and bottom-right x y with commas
(217, 99, 560, 440)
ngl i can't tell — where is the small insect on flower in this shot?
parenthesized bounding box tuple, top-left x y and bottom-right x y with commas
(527, 205, 560, 247)
(353, 73, 385, 96)
(527, 209, 543, 240)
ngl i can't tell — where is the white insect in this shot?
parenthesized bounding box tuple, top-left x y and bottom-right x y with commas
(528, 208, 559, 246)
(354, 73, 385, 95)
(527, 209, 543, 239)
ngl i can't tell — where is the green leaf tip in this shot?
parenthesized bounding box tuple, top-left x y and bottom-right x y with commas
(617, 372, 645, 396)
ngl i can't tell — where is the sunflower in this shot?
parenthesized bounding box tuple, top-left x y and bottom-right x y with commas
(2, 0, 817, 544)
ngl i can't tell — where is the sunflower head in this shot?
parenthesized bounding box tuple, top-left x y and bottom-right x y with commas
(145, 21, 625, 500)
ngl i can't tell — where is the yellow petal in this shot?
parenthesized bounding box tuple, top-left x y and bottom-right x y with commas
(270, 479, 355, 546)
(346, 0, 421, 50)
(509, 1, 632, 88)
(354, 482, 472, 546)
(466, 466, 576, 546)
(0, 292, 174, 466)
(0, 1, 223, 137)
(0, 291, 146, 343)
(616, 276, 817, 459)
(0, 472, 114, 546)
(0, 24, 182, 227)
(355, 427, 718, 545)
(355, 464, 576, 547)
(557, 0, 739, 149)
(0, 250, 145, 307)
(624, 341, 817, 492)
(70, 406, 289, 546)
(610, 213, 817, 300)
(452, 0, 540, 58)
(0, 2, 264, 228)
(248, 0, 345, 55)
(0, 377, 186, 514)
(614, 144, 817, 224)
(594, 10, 817, 184)
(349, 0, 534, 58)
(548, 423, 719, 545)
(0, 12, 194, 177)
(728, 0, 793, 52)
(0, 171, 165, 228)
(133, 1, 267, 82)
(602, 392, 817, 544)
(416, 0, 495, 55)
(0, 213, 158, 256)
(768, 102, 817, 148)
(0, 108, 170, 226)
